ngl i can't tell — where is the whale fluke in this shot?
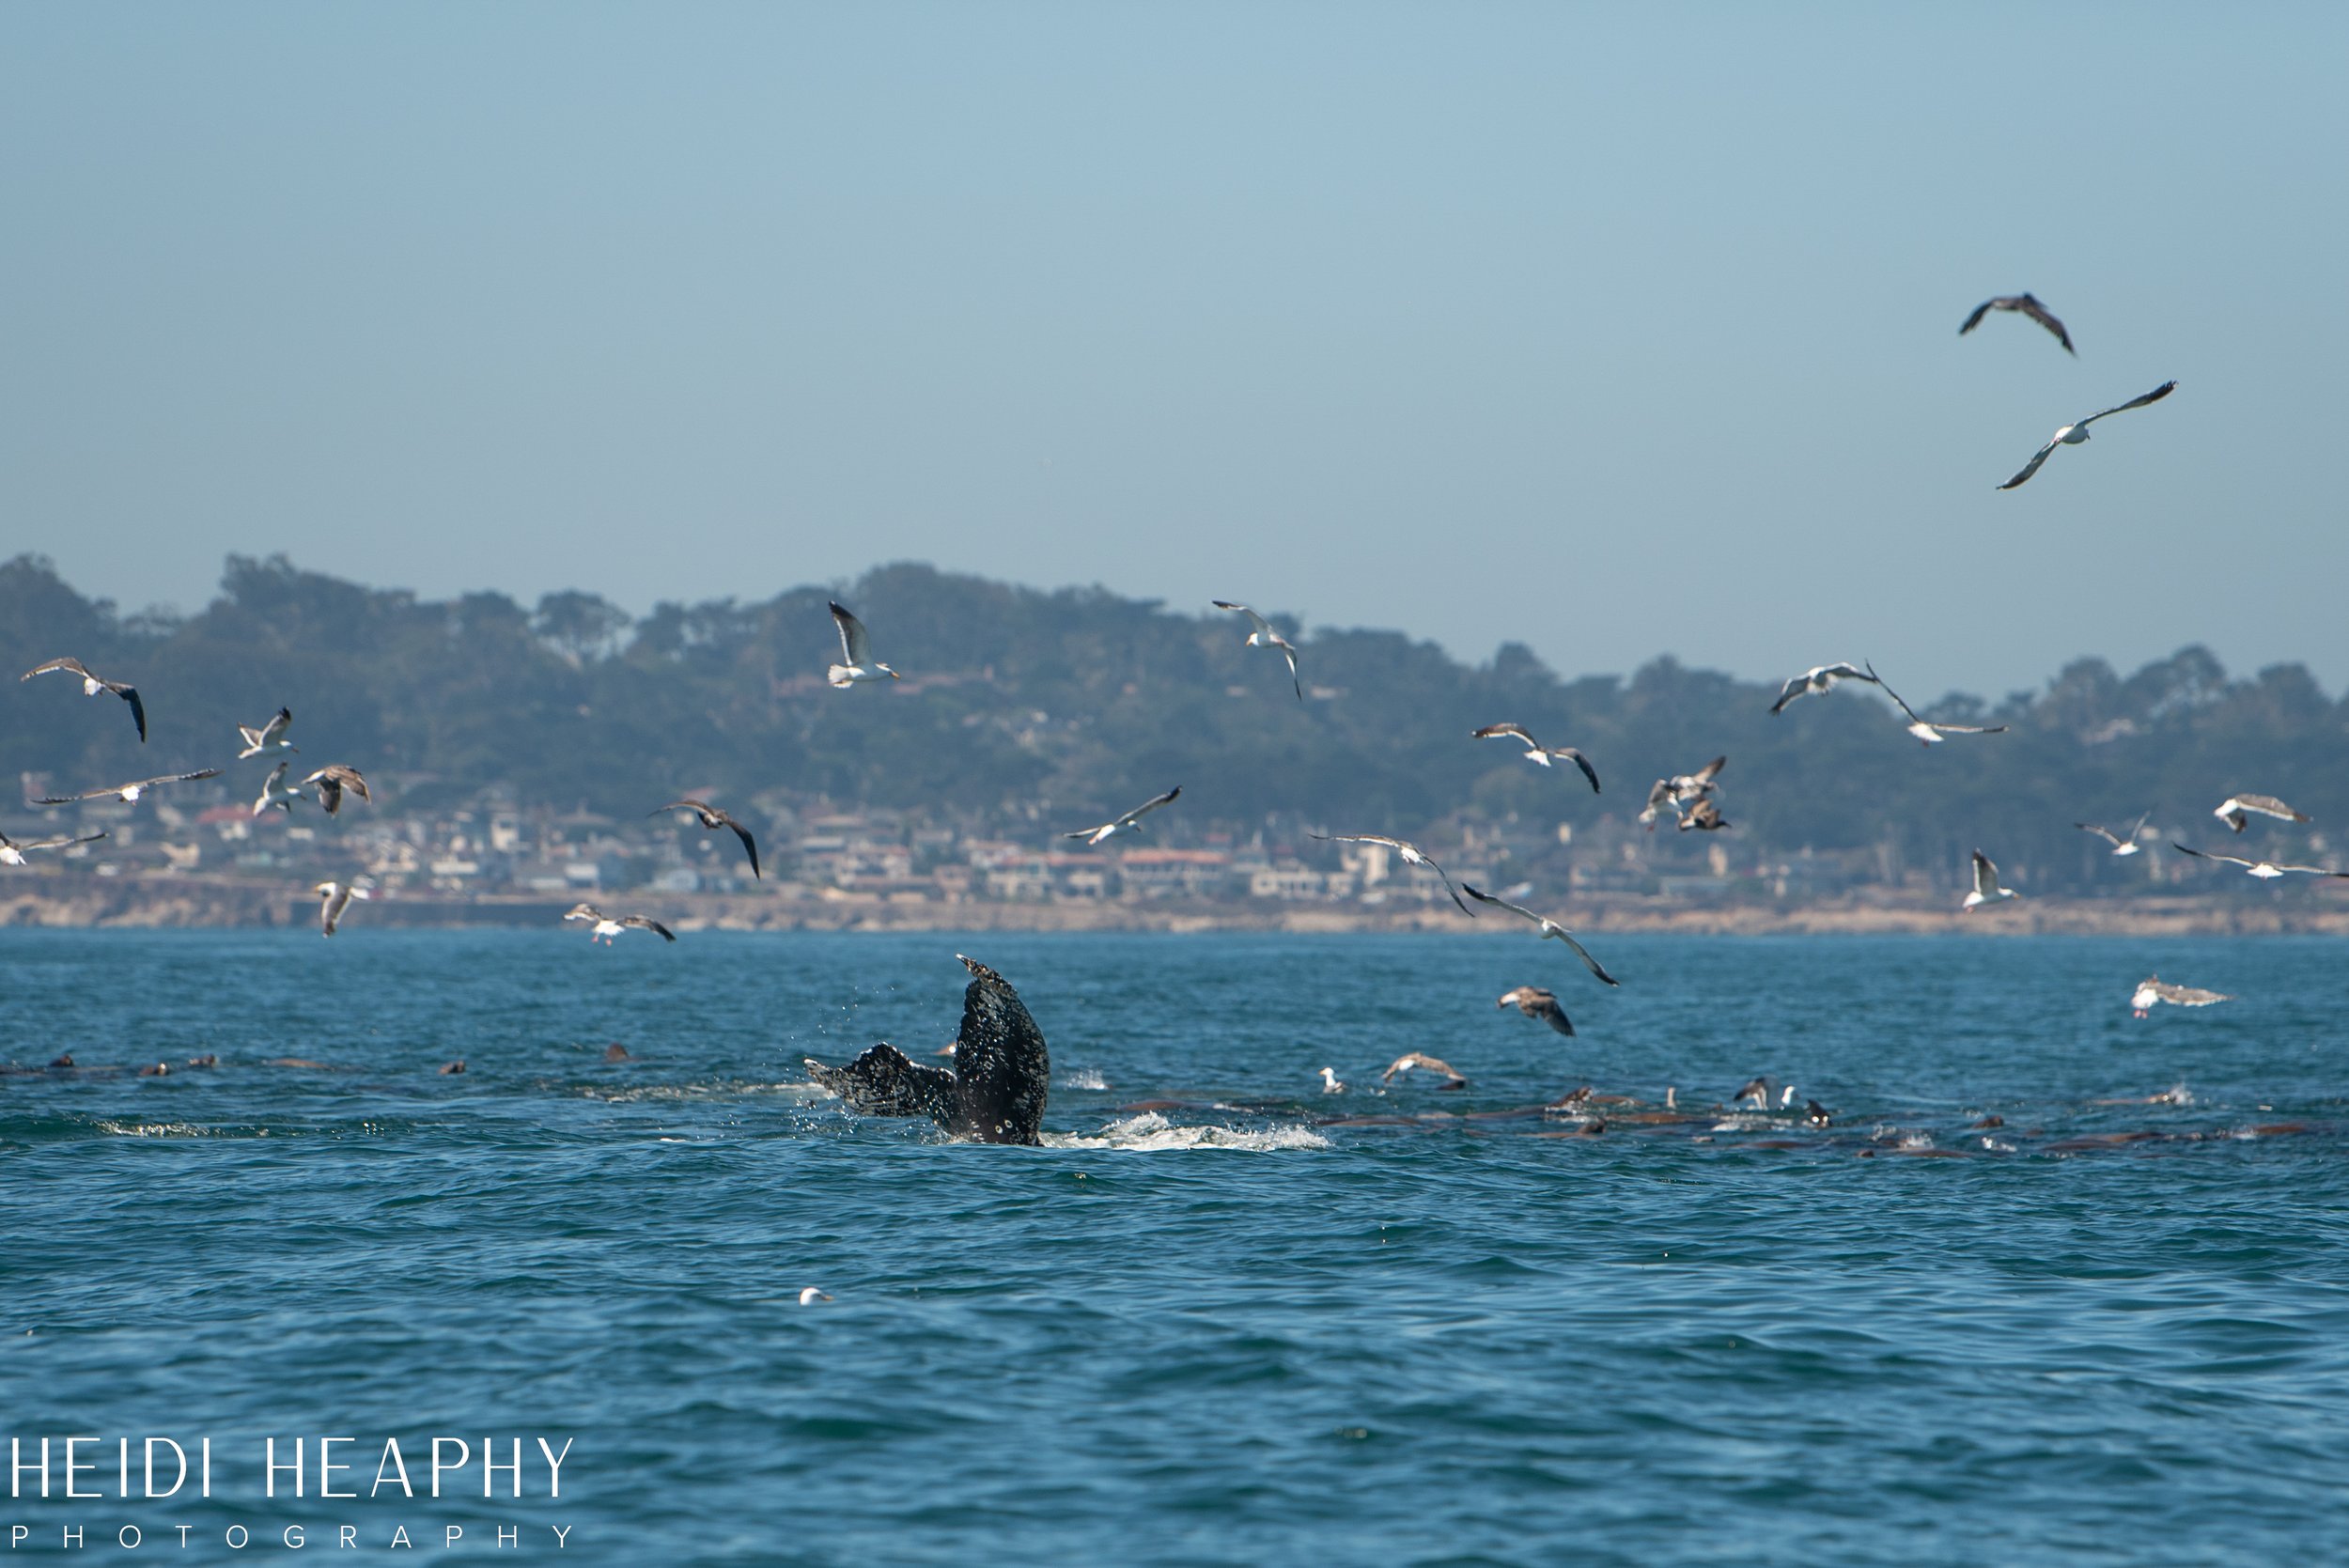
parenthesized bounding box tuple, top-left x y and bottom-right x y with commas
(804, 955, 1050, 1144)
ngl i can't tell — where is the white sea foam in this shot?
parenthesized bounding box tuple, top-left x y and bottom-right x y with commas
(1058, 1068, 1110, 1091)
(1045, 1110, 1329, 1153)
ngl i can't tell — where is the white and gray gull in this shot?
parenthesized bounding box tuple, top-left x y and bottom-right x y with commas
(826, 601, 901, 687)
(1769, 663, 1879, 715)
(0, 830, 108, 865)
(1866, 663, 2008, 746)
(252, 761, 305, 816)
(1212, 601, 1301, 700)
(35, 768, 221, 805)
(1461, 885, 1620, 986)
(236, 706, 298, 759)
(2171, 843, 2349, 881)
(1310, 832, 1473, 916)
(1958, 292, 2076, 355)
(2074, 815, 2149, 856)
(1962, 849, 2016, 911)
(1997, 380, 2177, 490)
(313, 879, 370, 937)
(1470, 724, 1600, 792)
(564, 903, 679, 943)
(1065, 786, 1182, 846)
(2131, 975, 2233, 1017)
(21, 658, 146, 742)
(2212, 794, 2310, 834)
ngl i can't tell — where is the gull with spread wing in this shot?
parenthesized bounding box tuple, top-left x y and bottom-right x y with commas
(826, 601, 900, 687)
(650, 799, 760, 877)
(1212, 601, 1301, 700)
(1470, 724, 1600, 792)
(1461, 886, 1620, 986)
(21, 658, 146, 742)
(1065, 786, 1181, 846)
(1997, 380, 2177, 490)
(1867, 664, 2008, 746)
(35, 768, 221, 805)
(1958, 292, 2076, 355)
(1311, 832, 1472, 915)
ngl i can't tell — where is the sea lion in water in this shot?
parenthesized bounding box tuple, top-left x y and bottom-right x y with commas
(804, 955, 1050, 1145)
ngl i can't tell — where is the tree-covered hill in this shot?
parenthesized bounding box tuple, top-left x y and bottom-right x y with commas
(5, 552, 2343, 894)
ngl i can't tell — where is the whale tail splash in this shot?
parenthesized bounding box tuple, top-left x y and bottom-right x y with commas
(804, 955, 1050, 1145)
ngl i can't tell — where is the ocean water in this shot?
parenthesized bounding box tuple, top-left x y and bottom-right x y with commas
(4, 928, 2346, 1565)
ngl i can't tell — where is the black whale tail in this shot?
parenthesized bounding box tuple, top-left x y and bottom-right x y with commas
(804, 955, 1050, 1145)
(804, 1044, 957, 1125)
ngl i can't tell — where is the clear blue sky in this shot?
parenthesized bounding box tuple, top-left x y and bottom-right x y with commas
(6, 4, 2344, 699)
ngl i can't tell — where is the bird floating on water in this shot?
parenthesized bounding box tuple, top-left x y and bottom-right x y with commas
(1805, 1099, 1832, 1127)
(1212, 601, 1301, 700)
(2131, 976, 2233, 1018)
(1497, 985, 1574, 1036)
(650, 799, 760, 877)
(798, 1287, 833, 1305)
(1867, 663, 2008, 746)
(1381, 1051, 1468, 1089)
(21, 658, 146, 742)
(313, 879, 369, 937)
(2171, 843, 2349, 881)
(1769, 663, 1879, 716)
(2212, 794, 2310, 834)
(1962, 849, 2016, 911)
(826, 601, 900, 687)
(565, 903, 678, 943)
(236, 707, 297, 759)
(1310, 832, 1473, 916)
(0, 829, 107, 865)
(1318, 1066, 1346, 1094)
(303, 765, 371, 816)
(252, 761, 305, 816)
(1997, 380, 2176, 490)
(2075, 815, 2149, 856)
(1461, 885, 1619, 986)
(35, 769, 221, 805)
(1470, 724, 1600, 793)
(1958, 292, 2075, 355)
(1064, 786, 1181, 846)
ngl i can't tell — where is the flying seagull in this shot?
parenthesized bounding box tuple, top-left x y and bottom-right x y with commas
(252, 761, 305, 816)
(564, 902, 678, 943)
(1460, 885, 1620, 986)
(650, 799, 760, 877)
(1212, 601, 1301, 700)
(2212, 794, 2310, 834)
(1677, 799, 1731, 832)
(1497, 985, 1575, 1037)
(1064, 786, 1182, 846)
(2171, 843, 2349, 881)
(313, 880, 370, 938)
(21, 658, 146, 742)
(1309, 832, 1472, 916)
(1962, 849, 2016, 911)
(236, 707, 298, 759)
(1958, 292, 2075, 355)
(1866, 663, 2008, 746)
(1997, 380, 2177, 490)
(2075, 814, 2149, 856)
(0, 829, 107, 866)
(34, 768, 221, 805)
(2131, 975, 2233, 1018)
(826, 601, 900, 687)
(1638, 756, 1725, 826)
(1381, 1051, 1468, 1089)
(1770, 662, 1879, 715)
(303, 765, 371, 816)
(1470, 724, 1601, 792)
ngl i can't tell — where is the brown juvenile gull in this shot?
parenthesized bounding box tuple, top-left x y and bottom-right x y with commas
(1866, 663, 2008, 746)
(313, 879, 370, 937)
(2171, 843, 2349, 881)
(1470, 724, 1601, 793)
(21, 658, 146, 742)
(236, 706, 298, 759)
(826, 601, 901, 687)
(1677, 799, 1731, 832)
(1997, 380, 2177, 490)
(1309, 832, 1472, 916)
(564, 902, 678, 944)
(2074, 814, 2149, 856)
(1958, 292, 2076, 354)
(2212, 794, 2310, 834)
(1381, 1051, 1468, 1089)
(35, 768, 221, 805)
(1769, 663, 1879, 716)
(1461, 885, 1619, 986)
(1064, 786, 1181, 846)
(651, 799, 761, 877)
(1497, 985, 1575, 1037)
(2131, 976, 2233, 1018)
(1212, 601, 1301, 700)
(304, 765, 371, 816)
(0, 829, 107, 865)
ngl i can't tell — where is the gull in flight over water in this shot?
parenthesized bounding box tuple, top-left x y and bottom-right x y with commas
(2075, 815, 2149, 856)
(303, 766, 371, 816)
(1639, 756, 1725, 827)
(0, 829, 108, 865)
(1958, 292, 2076, 355)
(21, 658, 146, 742)
(1382, 1052, 1468, 1089)
(1770, 662, 1879, 715)
(252, 761, 305, 816)
(35, 768, 221, 805)
(826, 601, 900, 687)
(2171, 843, 2349, 881)
(565, 903, 678, 944)
(237, 706, 298, 759)
(1962, 850, 2016, 911)
(2212, 794, 2310, 834)
(1310, 832, 1473, 916)
(1461, 885, 1620, 986)
(2131, 976, 2232, 1018)
(1065, 786, 1181, 846)
(1867, 664, 2008, 746)
(1213, 601, 1301, 700)
(650, 799, 760, 877)
(1497, 985, 1575, 1036)
(1997, 380, 2177, 490)
(313, 880, 370, 937)
(1470, 724, 1600, 792)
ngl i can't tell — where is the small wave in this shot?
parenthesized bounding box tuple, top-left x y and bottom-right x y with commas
(1046, 1110, 1329, 1152)
(578, 1079, 834, 1105)
(96, 1121, 258, 1139)
(1057, 1068, 1110, 1091)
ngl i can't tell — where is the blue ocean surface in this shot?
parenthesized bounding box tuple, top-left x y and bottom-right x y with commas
(4, 929, 2346, 1565)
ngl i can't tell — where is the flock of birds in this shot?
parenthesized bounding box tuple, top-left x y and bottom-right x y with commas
(2, 307, 2329, 1124)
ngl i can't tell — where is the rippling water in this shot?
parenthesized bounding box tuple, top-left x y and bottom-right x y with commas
(5, 930, 2346, 1564)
